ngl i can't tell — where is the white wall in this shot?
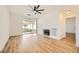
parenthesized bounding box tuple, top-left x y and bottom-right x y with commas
(0, 6, 10, 51)
(57, 13, 66, 39)
(10, 14, 22, 36)
(66, 17, 75, 33)
(37, 6, 65, 39)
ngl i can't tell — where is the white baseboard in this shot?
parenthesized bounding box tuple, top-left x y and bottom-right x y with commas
(49, 36, 64, 40)
(9, 34, 22, 37)
(39, 33, 64, 40)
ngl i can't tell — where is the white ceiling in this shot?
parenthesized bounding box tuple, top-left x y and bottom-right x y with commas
(7, 5, 79, 18)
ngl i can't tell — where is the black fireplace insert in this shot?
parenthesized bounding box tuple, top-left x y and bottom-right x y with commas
(43, 29, 50, 36)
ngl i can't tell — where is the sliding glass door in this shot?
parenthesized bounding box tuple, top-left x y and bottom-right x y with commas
(22, 19, 37, 34)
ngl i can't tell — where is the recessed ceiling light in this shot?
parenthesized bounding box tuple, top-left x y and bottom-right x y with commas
(66, 10, 72, 14)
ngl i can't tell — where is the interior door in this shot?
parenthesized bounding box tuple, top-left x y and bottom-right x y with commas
(66, 17, 75, 33)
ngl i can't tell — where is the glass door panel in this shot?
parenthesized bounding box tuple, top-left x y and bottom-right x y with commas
(23, 19, 37, 34)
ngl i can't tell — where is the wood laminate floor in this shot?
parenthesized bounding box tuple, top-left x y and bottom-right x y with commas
(2, 33, 79, 53)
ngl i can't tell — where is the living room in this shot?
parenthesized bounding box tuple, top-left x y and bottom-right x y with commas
(0, 5, 79, 53)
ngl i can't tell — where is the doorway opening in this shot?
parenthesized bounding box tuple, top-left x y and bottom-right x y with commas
(22, 19, 37, 35)
(65, 17, 76, 42)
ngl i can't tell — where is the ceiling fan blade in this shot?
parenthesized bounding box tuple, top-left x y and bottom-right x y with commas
(28, 5, 33, 9)
(36, 5, 40, 9)
(34, 6, 37, 11)
(36, 11, 42, 14)
(36, 9, 44, 11)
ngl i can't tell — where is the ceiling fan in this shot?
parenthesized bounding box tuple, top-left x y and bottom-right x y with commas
(28, 5, 44, 15)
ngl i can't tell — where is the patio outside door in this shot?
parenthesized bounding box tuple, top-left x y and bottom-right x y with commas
(23, 19, 37, 34)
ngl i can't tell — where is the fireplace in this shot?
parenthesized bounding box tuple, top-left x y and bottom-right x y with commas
(43, 29, 50, 36)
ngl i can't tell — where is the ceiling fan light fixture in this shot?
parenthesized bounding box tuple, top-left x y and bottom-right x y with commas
(28, 5, 44, 15)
